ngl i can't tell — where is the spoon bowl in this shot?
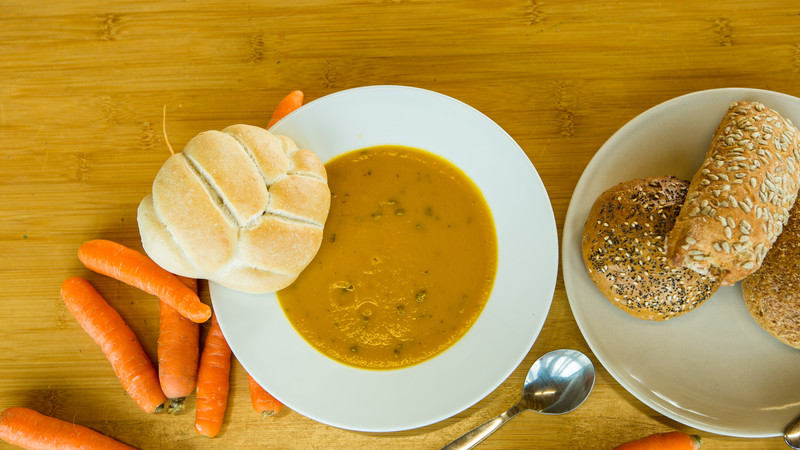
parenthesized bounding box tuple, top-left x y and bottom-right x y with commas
(785, 412, 800, 448)
(442, 349, 595, 449)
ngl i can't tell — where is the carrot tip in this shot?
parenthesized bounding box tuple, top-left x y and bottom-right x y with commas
(167, 398, 186, 414)
(260, 410, 275, 419)
(615, 431, 702, 450)
(162, 105, 175, 156)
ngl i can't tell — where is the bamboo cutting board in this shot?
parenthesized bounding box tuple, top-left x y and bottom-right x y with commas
(1, 0, 798, 448)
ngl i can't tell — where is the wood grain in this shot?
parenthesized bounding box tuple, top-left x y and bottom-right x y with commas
(1, 0, 797, 448)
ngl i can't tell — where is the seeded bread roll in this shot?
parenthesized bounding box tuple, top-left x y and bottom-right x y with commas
(667, 101, 800, 285)
(138, 124, 331, 294)
(583, 176, 720, 320)
(741, 200, 800, 349)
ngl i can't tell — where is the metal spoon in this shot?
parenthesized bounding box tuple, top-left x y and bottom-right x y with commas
(785, 412, 800, 448)
(442, 349, 595, 450)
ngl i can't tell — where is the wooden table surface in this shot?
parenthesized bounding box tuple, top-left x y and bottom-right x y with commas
(2, 0, 798, 448)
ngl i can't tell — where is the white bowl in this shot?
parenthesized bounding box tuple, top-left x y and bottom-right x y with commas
(562, 88, 800, 437)
(210, 85, 559, 432)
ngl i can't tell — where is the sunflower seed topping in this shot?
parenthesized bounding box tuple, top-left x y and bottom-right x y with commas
(668, 101, 800, 285)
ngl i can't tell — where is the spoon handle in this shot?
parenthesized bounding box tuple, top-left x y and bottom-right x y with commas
(441, 403, 525, 450)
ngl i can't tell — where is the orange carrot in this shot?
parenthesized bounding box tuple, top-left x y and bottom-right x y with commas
(248, 373, 283, 418)
(0, 407, 135, 449)
(615, 431, 702, 450)
(158, 275, 200, 413)
(267, 90, 304, 128)
(60, 277, 167, 413)
(195, 314, 232, 437)
(77, 239, 211, 323)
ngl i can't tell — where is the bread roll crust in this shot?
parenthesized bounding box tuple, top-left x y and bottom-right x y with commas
(222, 124, 291, 183)
(138, 124, 331, 294)
(268, 175, 330, 225)
(667, 101, 800, 285)
(742, 201, 800, 349)
(137, 194, 201, 277)
(183, 130, 269, 224)
(239, 215, 324, 274)
(150, 153, 238, 275)
(583, 176, 720, 320)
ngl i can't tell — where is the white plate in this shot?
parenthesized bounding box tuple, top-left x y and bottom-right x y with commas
(211, 85, 559, 432)
(562, 88, 800, 438)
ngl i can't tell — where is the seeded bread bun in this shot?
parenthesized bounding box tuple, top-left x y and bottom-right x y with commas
(667, 101, 800, 285)
(137, 124, 331, 294)
(741, 200, 800, 349)
(582, 176, 720, 320)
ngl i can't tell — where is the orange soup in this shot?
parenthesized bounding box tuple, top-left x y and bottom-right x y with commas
(276, 145, 497, 370)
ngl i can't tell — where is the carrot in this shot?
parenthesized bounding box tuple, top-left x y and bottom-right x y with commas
(60, 277, 167, 413)
(248, 373, 283, 418)
(267, 90, 304, 128)
(158, 275, 200, 413)
(0, 407, 135, 449)
(195, 314, 232, 437)
(615, 431, 702, 450)
(77, 239, 211, 323)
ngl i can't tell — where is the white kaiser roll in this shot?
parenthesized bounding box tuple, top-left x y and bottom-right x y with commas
(137, 124, 330, 294)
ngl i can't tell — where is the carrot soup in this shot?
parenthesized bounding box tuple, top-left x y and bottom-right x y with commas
(276, 145, 497, 370)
